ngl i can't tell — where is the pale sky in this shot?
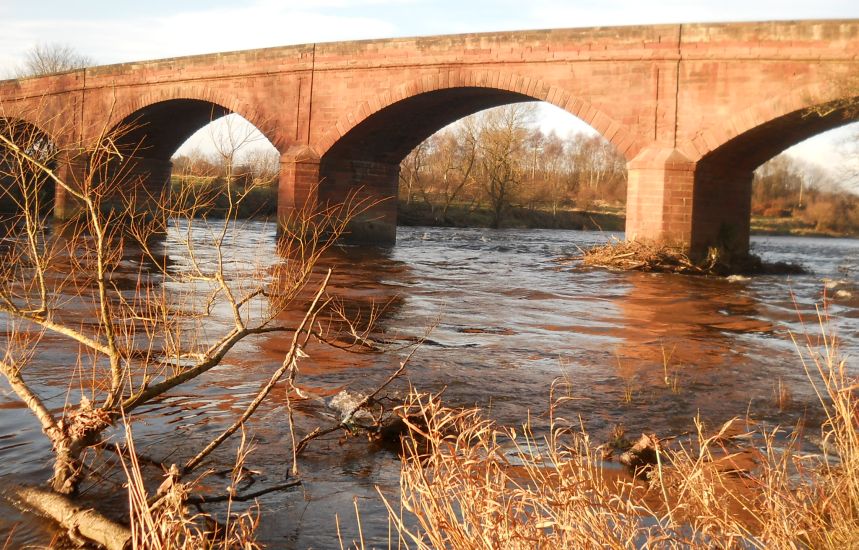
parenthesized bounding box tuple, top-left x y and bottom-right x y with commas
(2, 0, 858, 183)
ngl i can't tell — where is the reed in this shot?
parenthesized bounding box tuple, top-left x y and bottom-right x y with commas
(120, 420, 261, 550)
(383, 319, 858, 548)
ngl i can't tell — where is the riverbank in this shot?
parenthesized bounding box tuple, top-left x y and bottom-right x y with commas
(400, 201, 859, 238)
(397, 201, 625, 231)
(168, 178, 856, 239)
(750, 215, 859, 238)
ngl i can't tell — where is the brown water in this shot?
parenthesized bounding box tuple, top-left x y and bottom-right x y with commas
(1, 222, 857, 548)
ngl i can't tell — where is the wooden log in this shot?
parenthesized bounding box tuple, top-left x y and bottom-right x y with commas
(6, 484, 131, 550)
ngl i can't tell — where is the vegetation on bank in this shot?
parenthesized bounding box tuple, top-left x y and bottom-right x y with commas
(169, 175, 277, 218)
(751, 153, 859, 237)
(398, 200, 625, 231)
(168, 171, 856, 239)
(399, 104, 628, 230)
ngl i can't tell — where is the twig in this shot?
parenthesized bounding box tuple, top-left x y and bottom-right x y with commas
(185, 480, 302, 505)
(294, 344, 421, 456)
(182, 269, 333, 475)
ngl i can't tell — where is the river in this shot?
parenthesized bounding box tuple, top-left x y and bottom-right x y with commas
(1, 223, 857, 548)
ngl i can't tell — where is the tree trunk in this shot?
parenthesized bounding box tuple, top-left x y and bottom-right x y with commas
(6, 485, 132, 550)
(51, 441, 83, 495)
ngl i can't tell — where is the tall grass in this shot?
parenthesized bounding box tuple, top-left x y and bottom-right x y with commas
(383, 320, 858, 548)
(120, 421, 261, 549)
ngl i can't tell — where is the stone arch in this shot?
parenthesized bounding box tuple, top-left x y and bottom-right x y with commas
(301, 69, 637, 245)
(679, 83, 859, 256)
(108, 86, 277, 157)
(313, 68, 640, 161)
(84, 88, 279, 224)
(0, 108, 61, 149)
(682, 82, 858, 168)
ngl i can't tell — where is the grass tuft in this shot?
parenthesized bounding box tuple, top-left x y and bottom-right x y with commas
(383, 319, 857, 548)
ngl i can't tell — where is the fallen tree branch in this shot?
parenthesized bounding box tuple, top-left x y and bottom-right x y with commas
(185, 480, 302, 505)
(5, 484, 131, 550)
(295, 345, 420, 456)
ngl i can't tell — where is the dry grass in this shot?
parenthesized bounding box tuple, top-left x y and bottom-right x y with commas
(120, 421, 261, 550)
(774, 377, 793, 411)
(577, 238, 805, 276)
(382, 321, 857, 549)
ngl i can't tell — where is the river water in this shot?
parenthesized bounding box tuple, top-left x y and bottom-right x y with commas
(1, 223, 857, 548)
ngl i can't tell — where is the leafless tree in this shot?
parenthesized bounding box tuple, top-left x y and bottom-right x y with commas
(478, 103, 535, 227)
(15, 43, 94, 77)
(400, 139, 429, 206)
(398, 103, 629, 224)
(0, 103, 399, 547)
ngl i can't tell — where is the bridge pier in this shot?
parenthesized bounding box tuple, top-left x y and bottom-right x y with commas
(54, 153, 88, 220)
(319, 158, 399, 245)
(54, 153, 172, 220)
(625, 148, 696, 250)
(278, 148, 398, 245)
(691, 167, 753, 256)
(625, 147, 752, 258)
(277, 146, 321, 218)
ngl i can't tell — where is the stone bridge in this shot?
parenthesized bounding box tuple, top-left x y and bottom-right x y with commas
(1, 20, 858, 254)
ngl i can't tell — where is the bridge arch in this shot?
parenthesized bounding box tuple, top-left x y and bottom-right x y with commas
(0, 116, 60, 215)
(64, 90, 281, 221)
(314, 70, 638, 160)
(684, 84, 859, 253)
(292, 70, 633, 243)
(683, 83, 858, 165)
(109, 87, 275, 153)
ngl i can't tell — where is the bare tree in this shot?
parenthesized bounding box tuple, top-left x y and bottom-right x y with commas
(398, 104, 630, 225)
(478, 103, 535, 228)
(0, 103, 398, 547)
(434, 118, 480, 222)
(15, 43, 93, 77)
(570, 135, 627, 206)
(207, 113, 267, 188)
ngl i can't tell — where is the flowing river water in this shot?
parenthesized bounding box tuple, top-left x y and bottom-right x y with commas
(1, 222, 857, 548)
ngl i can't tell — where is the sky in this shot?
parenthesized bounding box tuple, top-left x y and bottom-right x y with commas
(2, 0, 858, 180)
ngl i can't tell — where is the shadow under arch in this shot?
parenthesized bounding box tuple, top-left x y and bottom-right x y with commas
(315, 70, 637, 160)
(686, 90, 859, 253)
(0, 116, 59, 216)
(315, 80, 630, 244)
(110, 98, 233, 161)
(109, 84, 276, 154)
(74, 97, 280, 222)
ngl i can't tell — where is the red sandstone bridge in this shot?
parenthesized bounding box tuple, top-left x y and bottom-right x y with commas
(1, 20, 858, 254)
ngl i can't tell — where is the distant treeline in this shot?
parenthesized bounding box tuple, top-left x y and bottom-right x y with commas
(752, 154, 859, 235)
(170, 149, 279, 218)
(398, 104, 627, 228)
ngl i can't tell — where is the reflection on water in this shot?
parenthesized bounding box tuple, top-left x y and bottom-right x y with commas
(1, 222, 857, 547)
